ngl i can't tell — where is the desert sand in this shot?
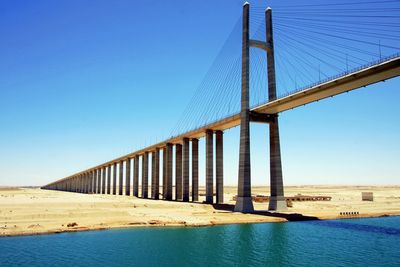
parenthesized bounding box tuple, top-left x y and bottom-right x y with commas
(1, 186, 399, 237)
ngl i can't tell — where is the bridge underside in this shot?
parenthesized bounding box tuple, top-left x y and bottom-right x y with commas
(42, 55, 400, 211)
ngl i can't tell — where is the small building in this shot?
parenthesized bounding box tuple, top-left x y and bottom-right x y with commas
(362, 192, 373, 201)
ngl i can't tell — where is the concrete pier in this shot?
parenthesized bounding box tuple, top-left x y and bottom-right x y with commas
(175, 144, 182, 201)
(84, 173, 88, 194)
(216, 130, 224, 204)
(89, 172, 92, 193)
(79, 175, 82, 193)
(119, 161, 123, 195)
(81, 173, 86, 194)
(82, 174, 85, 193)
(182, 138, 190, 202)
(77, 175, 80, 193)
(88, 173, 91, 193)
(112, 163, 117, 195)
(192, 138, 199, 202)
(125, 159, 131, 196)
(235, 3, 254, 212)
(152, 148, 160, 200)
(142, 152, 149, 198)
(102, 167, 106, 194)
(80, 174, 84, 193)
(90, 171, 94, 193)
(166, 143, 173, 200)
(268, 117, 286, 210)
(107, 165, 111, 194)
(265, 8, 286, 211)
(97, 169, 101, 194)
(205, 129, 213, 204)
(133, 156, 139, 197)
(87, 173, 91, 193)
(162, 147, 166, 199)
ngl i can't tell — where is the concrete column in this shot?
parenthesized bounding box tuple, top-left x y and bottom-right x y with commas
(182, 138, 190, 202)
(205, 129, 214, 204)
(151, 151, 155, 198)
(162, 147, 166, 199)
(97, 169, 101, 194)
(125, 159, 131, 196)
(216, 130, 224, 204)
(87, 174, 90, 193)
(81, 175, 84, 193)
(83, 174, 87, 193)
(92, 172, 95, 193)
(102, 167, 106, 194)
(265, 8, 286, 211)
(166, 143, 173, 200)
(142, 152, 149, 198)
(235, 3, 254, 213)
(152, 148, 160, 199)
(133, 156, 139, 197)
(93, 170, 97, 194)
(87, 172, 91, 193)
(107, 165, 111, 194)
(86, 173, 90, 193)
(88, 172, 91, 193)
(89, 171, 93, 194)
(112, 162, 117, 195)
(268, 117, 286, 210)
(191, 138, 199, 202)
(80, 175, 83, 193)
(175, 144, 183, 201)
(119, 161, 123, 195)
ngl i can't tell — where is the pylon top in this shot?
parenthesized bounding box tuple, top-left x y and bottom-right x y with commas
(243, 2, 249, 6)
(266, 6, 272, 11)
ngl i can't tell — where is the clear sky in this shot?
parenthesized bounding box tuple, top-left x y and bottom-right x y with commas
(0, 0, 399, 186)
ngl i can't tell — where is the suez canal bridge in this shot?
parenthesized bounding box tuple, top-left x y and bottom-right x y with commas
(43, 3, 400, 212)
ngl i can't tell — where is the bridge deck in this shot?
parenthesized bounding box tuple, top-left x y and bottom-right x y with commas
(47, 55, 400, 185)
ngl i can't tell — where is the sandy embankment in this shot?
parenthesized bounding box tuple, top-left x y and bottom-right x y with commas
(0, 186, 399, 237)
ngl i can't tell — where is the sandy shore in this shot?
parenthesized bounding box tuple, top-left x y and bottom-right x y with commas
(1, 186, 399, 237)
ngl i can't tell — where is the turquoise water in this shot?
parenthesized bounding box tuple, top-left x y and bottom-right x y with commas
(1, 217, 399, 267)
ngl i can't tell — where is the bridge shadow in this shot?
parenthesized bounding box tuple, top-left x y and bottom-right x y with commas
(211, 203, 320, 222)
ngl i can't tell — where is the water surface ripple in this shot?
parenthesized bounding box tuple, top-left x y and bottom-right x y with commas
(0, 217, 399, 267)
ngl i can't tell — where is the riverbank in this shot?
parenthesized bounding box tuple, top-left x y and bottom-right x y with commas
(1, 186, 399, 237)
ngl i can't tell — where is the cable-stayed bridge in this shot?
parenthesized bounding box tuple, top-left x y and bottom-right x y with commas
(43, 1, 400, 212)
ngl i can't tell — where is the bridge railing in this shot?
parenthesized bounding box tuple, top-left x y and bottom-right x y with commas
(276, 52, 400, 100)
(168, 52, 400, 141)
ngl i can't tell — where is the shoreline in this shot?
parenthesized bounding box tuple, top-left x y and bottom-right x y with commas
(2, 213, 399, 238)
(1, 186, 399, 238)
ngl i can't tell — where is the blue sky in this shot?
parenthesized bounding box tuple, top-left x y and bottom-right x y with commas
(0, 0, 399, 186)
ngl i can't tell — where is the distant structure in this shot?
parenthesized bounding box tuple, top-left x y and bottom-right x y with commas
(42, 3, 400, 213)
(362, 192, 374, 201)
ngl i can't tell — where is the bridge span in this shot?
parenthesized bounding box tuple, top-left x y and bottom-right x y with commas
(42, 3, 400, 212)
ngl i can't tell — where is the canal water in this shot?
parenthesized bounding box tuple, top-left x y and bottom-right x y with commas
(0, 216, 399, 266)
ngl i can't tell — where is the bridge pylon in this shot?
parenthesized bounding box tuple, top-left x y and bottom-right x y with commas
(234, 3, 286, 212)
